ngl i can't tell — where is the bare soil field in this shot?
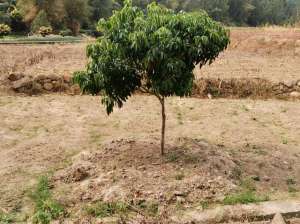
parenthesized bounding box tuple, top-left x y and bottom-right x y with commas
(0, 27, 299, 83)
(195, 27, 300, 82)
(0, 95, 300, 222)
(0, 27, 300, 223)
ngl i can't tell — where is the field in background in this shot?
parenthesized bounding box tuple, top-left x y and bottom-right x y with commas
(0, 27, 300, 83)
(0, 27, 300, 223)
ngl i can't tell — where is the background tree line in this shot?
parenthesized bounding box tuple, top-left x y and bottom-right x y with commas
(1, 0, 300, 36)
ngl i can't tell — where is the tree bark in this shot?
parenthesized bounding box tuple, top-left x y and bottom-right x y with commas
(160, 97, 166, 156)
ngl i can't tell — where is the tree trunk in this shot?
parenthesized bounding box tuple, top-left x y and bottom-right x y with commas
(160, 97, 166, 155)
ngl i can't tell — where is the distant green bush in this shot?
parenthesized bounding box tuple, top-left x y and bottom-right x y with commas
(38, 26, 52, 37)
(0, 23, 11, 37)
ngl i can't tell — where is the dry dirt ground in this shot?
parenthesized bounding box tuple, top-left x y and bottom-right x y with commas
(0, 27, 300, 223)
(0, 95, 300, 222)
(195, 27, 300, 82)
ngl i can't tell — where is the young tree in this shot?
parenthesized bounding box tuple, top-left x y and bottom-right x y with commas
(73, 0, 229, 155)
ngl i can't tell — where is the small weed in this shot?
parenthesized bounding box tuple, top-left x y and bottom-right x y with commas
(183, 153, 199, 164)
(200, 201, 209, 209)
(174, 172, 185, 180)
(85, 201, 129, 218)
(208, 86, 221, 97)
(230, 166, 242, 180)
(281, 108, 288, 113)
(288, 186, 298, 193)
(282, 137, 288, 145)
(286, 177, 296, 185)
(137, 201, 159, 217)
(165, 152, 180, 162)
(223, 191, 269, 205)
(240, 178, 256, 192)
(253, 147, 267, 155)
(287, 177, 298, 193)
(223, 177, 269, 205)
(29, 176, 65, 224)
(175, 201, 184, 210)
(241, 105, 249, 112)
(177, 111, 184, 125)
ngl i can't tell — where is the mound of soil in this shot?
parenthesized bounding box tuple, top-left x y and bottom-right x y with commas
(52, 138, 300, 222)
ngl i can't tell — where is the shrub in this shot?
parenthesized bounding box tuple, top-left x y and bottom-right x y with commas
(0, 24, 11, 37)
(10, 8, 22, 21)
(38, 26, 52, 37)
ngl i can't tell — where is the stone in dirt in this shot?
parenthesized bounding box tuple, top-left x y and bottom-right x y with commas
(8, 73, 24, 82)
(283, 80, 295, 88)
(43, 83, 54, 91)
(272, 213, 286, 224)
(32, 83, 43, 92)
(63, 75, 72, 83)
(102, 185, 126, 202)
(12, 77, 33, 90)
(290, 91, 300, 98)
(55, 162, 94, 183)
(34, 74, 47, 82)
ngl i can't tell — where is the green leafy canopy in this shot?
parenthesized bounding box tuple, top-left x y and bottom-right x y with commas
(73, 0, 230, 114)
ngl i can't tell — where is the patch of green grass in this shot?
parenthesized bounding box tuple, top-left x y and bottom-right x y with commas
(0, 211, 15, 224)
(223, 178, 269, 205)
(85, 201, 129, 218)
(29, 176, 65, 224)
(223, 191, 269, 205)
